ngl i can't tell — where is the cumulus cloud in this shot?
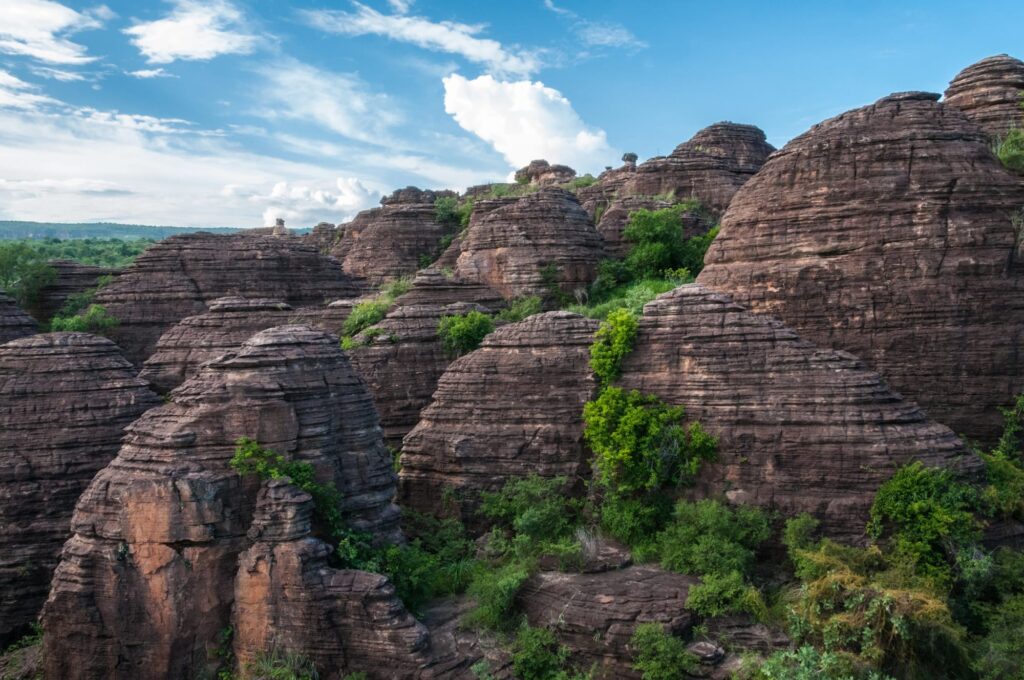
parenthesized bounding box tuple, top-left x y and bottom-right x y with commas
(301, 2, 538, 77)
(442, 73, 615, 172)
(124, 0, 257, 64)
(257, 59, 401, 145)
(224, 177, 381, 226)
(127, 67, 176, 78)
(0, 0, 104, 64)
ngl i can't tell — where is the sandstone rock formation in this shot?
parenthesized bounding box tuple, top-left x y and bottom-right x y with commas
(399, 312, 598, 528)
(347, 269, 505, 449)
(593, 196, 715, 258)
(945, 54, 1024, 138)
(514, 160, 577, 187)
(698, 91, 1024, 442)
(0, 333, 159, 647)
(618, 284, 982, 539)
(42, 325, 400, 679)
(28, 260, 120, 323)
(330, 188, 459, 284)
(454, 188, 605, 299)
(0, 294, 36, 344)
(93, 233, 360, 366)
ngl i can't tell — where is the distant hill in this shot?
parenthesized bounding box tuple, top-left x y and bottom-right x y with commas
(0, 221, 244, 240)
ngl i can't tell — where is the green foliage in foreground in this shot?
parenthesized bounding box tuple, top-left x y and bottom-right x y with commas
(621, 204, 716, 279)
(994, 129, 1024, 173)
(973, 593, 1024, 680)
(49, 303, 119, 335)
(980, 393, 1024, 519)
(736, 645, 895, 680)
(243, 648, 320, 680)
(567, 276, 682, 320)
(629, 623, 697, 680)
(587, 308, 637, 385)
(511, 625, 590, 680)
(437, 310, 495, 357)
(0, 241, 56, 308)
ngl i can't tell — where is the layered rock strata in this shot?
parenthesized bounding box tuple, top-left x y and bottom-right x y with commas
(0, 294, 36, 344)
(29, 260, 120, 323)
(944, 54, 1024, 138)
(514, 160, 577, 187)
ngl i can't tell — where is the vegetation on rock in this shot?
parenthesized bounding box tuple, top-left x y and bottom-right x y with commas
(437, 310, 495, 357)
(0, 242, 56, 308)
(629, 623, 698, 680)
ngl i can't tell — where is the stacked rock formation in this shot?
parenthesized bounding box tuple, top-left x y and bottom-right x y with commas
(139, 296, 357, 394)
(617, 284, 981, 539)
(514, 160, 577, 187)
(330, 188, 459, 284)
(399, 312, 598, 528)
(0, 333, 159, 647)
(28, 260, 120, 323)
(347, 269, 505, 448)
(93, 233, 360, 365)
(454, 188, 605, 299)
(0, 294, 36, 344)
(944, 54, 1024, 138)
(42, 326, 401, 679)
(698, 91, 1024, 442)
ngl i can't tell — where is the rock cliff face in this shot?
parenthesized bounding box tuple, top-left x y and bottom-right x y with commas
(42, 325, 400, 680)
(0, 333, 158, 647)
(698, 91, 1024, 442)
(944, 54, 1024, 138)
(514, 160, 577, 187)
(138, 296, 356, 394)
(0, 294, 36, 344)
(28, 260, 120, 323)
(93, 233, 360, 366)
(399, 312, 598, 528)
(331, 188, 458, 284)
(618, 284, 982, 539)
(347, 269, 505, 449)
(454, 188, 605, 299)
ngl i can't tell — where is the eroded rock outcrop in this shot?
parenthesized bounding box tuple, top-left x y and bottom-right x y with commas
(618, 284, 982, 539)
(399, 312, 598, 528)
(28, 260, 120, 323)
(42, 325, 400, 679)
(454, 188, 605, 298)
(514, 160, 577, 187)
(0, 333, 158, 647)
(93, 233, 360, 365)
(0, 294, 36, 344)
(698, 91, 1024, 442)
(945, 54, 1024, 138)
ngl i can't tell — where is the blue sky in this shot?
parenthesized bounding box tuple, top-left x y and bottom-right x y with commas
(0, 0, 1021, 228)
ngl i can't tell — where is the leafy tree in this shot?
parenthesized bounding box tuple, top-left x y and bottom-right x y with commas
(49, 304, 119, 335)
(437, 310, 495, 357)
(658, 499, 771, 577)
(0, 241, 56, 308)
(629, 623, 697, 680)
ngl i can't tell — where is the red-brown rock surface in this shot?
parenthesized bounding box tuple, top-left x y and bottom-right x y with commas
(42, 325, 400, 679)
(944, 54, 1024, 138)
(514, 160, 577, 187)
(0, 294, 36, 344)
(618, 284, 982, 539)
(399, 312, 598, 528)
(28, 260, 120, 323)
(0, 333, 158, 647)
(454, 188, 605, 299)
(698, 91, 1024, 442)
(93, 233, 360, 366)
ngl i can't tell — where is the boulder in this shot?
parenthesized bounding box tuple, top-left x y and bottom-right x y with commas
(0, 293, 36, 344)
(514, 160, 577, 187)
(28, 260, 120, 323)
(698, 91, 1024, 442)
(454, 188, 605, 299)
(944, 54, 1024, 138)
(618, 284, 982, 539)
(42, 325, 400, 679)
(93, 233, 361, 366)
(399, 312, 599, 529)
(0, 333, 159, 647)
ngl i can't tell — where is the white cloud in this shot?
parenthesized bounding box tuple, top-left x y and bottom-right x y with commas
(442, 73, 615, 172)
(257, 59, 401, 145)
(29, 65, 87, 81)
(224, 177, 382, 226)
(124, 0, 257, 64)
(301, 2, 539, 77)
(127, 67, 176, 78)
(0, 69, 58, 110)
(386, 0, 414, 14)
(0, 0, 103, 64)
(541, 0, 646, 50)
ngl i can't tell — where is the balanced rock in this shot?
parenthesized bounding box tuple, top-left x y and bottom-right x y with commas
(42, 325, 401, 679)
(944, 54, 1024, 138)
(454, 188, 605, 299)
(28, 260, 119, 323)
(618, 284, 981, 539)
(0, 333, 159, 647)
(698, 91, 1024, 442)
(0, 294, 36, 344)
(93, 233, 360, 365)
(399, 312, 599, 529)
(514, 160, 577, 187)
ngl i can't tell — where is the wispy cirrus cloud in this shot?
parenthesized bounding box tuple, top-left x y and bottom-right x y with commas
(127, 67, 176, 79)
(300, 2, 540, 77)
(542, 0, 646, 50)
(0, 69, 59, 109)
(0, 0, 107, 65)
(124, 0, 257, 64)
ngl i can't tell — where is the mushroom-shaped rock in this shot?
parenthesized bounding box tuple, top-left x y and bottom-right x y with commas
(617, 284, 981, 539)
(698, 91, 1024, 442)
(944, 54, 1024, 138)
(0, 333, 159, 646)
(399, 311, 599, 529)
(454, 188, 605, 299)
(0, 293, 37, 344)
(42, 325, 400, 680)
(93, 233, 361, 366)
(28, 260, 120, 323)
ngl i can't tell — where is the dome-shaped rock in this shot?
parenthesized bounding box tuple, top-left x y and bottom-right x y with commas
(0, 293, 36, 344)
(28, 260, 120, 323)
(944, 54, 1024, 138)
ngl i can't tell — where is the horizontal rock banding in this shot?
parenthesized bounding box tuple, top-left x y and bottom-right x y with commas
(29, 260, 120, 323)
(0, 294, 36, 344)
(944, 54, 1024, 138)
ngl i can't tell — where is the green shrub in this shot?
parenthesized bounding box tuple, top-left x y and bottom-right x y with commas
(629, 623, 697, 680)
(437, 310, 495, 357)
(588, 308, 638, 385)
(480, 475, 581, 548)
(980, 393, 1024, 518)
(994, 129, 1024, 173)
(49, 303, 119, 334)
(621, 205, 717, 280)
(746, 645, 893, 680)
(974, 593, 1024, 679)
(511, 625, 589, 680)
(342, 300, 389, 337)
(657, 499, 770, 577)
(599, 493, 672, 556)
(568, 278, 681, 320)
(465, 560, 532, 631)
(497, 295, 542, 322)
(0, 237, 152, 268)
(561, 174, 598, 191)
(244, 648, 319, 680)
(685, 569, 766, 618)
(0, 241, 56, 308)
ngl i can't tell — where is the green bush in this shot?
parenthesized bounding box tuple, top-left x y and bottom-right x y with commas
(994, 129, 1024, 173)
(511, 625, 589, 680)
(437, 310, 495, 357)
(497, 295, 542, 322)
(0, 241, 56, 308)
(621, 205, 717, 279)
(685, 569, 765, 618)
(973, 593, 1024, 679)
(49, 303, 119, 334)
(657, 499, 770, 577)
(980, 393, 1024, 518)
(745, 645, 893, 680)
(599, 493, 672, 556)
(588, 308, 638, 385)
(479, 475, 582, 550)
(568, 278, 681, 320)
(629, 623, 697, 680)
(342, 300, 389, 337)
(465, 560, 532, 631)
(0, 237, 152, 268)
(561, 174, 598, 191)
